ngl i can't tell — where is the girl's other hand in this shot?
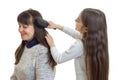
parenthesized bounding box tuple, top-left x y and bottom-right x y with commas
(45, 34, 55, 47)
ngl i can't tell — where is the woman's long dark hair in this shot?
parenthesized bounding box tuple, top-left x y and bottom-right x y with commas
(81, 8, 109, 80)
(15, 9, 57, 69)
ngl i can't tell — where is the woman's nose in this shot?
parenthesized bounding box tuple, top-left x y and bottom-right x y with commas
(19, 26, 24, 32)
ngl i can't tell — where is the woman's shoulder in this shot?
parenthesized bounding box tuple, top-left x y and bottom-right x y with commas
(35, 44, 48, 56)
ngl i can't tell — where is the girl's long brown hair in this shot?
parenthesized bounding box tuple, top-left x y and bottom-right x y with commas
(81, 8, 109, 80)
(15, 9, 57, 69)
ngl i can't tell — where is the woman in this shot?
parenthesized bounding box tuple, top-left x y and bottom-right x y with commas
(10, 9, 57, 80)
(45, 8, 109, 80)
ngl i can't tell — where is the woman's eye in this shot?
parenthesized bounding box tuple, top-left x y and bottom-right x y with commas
(23, 25, 28, 28)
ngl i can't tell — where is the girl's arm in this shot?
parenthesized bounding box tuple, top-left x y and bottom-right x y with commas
(62, 26, 82, 39)
(45, 34, 83, 64)
(48, 21, 82, 39)
(50, 40, 83, 63)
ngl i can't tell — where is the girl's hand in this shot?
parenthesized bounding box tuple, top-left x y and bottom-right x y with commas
(45, 34, 55, 47)
(47, 21, 57, 29)
(48, 21, 63, 30)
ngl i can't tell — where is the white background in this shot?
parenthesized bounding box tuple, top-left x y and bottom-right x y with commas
(0, 0, 120, 80)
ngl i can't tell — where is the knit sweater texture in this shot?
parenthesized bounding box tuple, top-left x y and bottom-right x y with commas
(10, 40, 55, 80)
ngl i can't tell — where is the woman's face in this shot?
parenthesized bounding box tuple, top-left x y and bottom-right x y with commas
(18, 23, 35, 41)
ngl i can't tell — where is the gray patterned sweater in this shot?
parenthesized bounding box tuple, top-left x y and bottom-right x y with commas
(10, 44, 55, 80)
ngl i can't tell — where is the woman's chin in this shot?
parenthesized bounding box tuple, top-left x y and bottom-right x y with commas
(21, 37, 27, 41)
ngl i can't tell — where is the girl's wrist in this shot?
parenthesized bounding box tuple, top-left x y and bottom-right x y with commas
(57, 25, 63, 30)
(50, 44, 55, 48)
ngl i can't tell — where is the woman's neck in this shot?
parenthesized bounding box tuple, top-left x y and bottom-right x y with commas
(25, 38, 39, 48)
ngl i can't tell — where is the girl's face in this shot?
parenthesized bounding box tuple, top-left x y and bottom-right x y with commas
(18, 23, 35, 41)
(75, 14, 87, 33)
(75, 15, 84, 31)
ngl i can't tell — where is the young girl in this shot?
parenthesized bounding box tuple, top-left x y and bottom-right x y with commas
(45, 8, 109, 80)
